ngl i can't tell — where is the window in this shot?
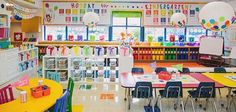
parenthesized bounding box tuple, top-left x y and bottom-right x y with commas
(44, 26, 66, 41)
(145, 27, 165, 42)
(67, 26, 87, 41)
(88, 26, 109, 41)
(186, 27, 206, 42)
(112, 11, 142, 41)
(166, 27, 185, 41)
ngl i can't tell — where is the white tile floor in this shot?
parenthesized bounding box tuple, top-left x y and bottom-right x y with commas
(71, 83, 236, 112)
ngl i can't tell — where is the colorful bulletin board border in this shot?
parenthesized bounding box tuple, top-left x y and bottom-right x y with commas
(42, 1, 205, 26)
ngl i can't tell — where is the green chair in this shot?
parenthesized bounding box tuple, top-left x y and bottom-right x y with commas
(66, 77, 74, 112)
(46, 71, 60, 83)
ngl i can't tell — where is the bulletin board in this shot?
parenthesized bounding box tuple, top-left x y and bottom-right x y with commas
(43, 1, 204, 26)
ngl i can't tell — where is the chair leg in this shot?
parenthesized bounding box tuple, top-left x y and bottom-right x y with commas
(191, 99, 196, 112)
(128, 96, 131, 110)
(218, 88, 222, 98)
(212, 99, 217, 112)
(184, 95, 190, 109)
(181, 99, 185, 112)
(159, 98, 162, 112)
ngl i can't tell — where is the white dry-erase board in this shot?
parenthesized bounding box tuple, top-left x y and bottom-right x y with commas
(0, 48, 19, 85)
(199, 37, 224, 56)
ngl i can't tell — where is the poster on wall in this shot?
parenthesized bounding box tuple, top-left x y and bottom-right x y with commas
(43, 1, 204, 26)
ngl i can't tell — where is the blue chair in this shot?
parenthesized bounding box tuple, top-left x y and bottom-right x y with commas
(54, 90, 70, 112)
(214, 67, 226, 73)
(124, 67, 145, 101)
(213, 67, 226, 98)
(155, 67, 167, 74)
(46, 71, 60, 83)
(131, 67, 144, 74)
(184, 82, 216, 112)
(180, 68, 190, 74)
(129, 82, 153, 110)
(158, 81, 184, 112)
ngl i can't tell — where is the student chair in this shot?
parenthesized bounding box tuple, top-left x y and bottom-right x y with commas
(184, 82, 216, 112)
(129, 82, 153, 110)
(180, 68, 190, 74)
(227, 90, 236, 110)
(54, 90, 70, 112)
(155, 67, 167, 74)
(125, 67, 145, 101)
(131, 67, 144, 74)
(158, 81, 184, 112)
(214, 67, 226, 73)
(0, 84, 14, 104)
(46, 71, 60, 83)
(66, 77, 74, 112)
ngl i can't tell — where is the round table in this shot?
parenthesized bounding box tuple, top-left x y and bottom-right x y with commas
(0, 78, 63, 112)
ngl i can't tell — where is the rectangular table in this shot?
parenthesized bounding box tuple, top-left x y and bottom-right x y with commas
(203, 73, 236, 88)
(203, 73, 236, 109)
(120, 73, 224, 101)
(120, 73, 224, 88)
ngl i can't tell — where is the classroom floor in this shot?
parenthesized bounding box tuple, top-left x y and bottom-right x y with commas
(69, 62, 233, 112)
(72, 83, 234, 112)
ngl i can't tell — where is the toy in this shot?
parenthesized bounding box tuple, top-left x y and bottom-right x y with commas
(158, 71, 172, 81)
(57, 58, 67, 69)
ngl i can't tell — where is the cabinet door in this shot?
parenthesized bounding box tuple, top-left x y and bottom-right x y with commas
(22, 17, 41, 32)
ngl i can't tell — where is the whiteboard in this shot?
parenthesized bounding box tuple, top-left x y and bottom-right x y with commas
(199, 37, 223, 56)
(0, 48, 19, 85)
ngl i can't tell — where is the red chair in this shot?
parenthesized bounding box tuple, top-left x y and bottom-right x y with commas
(0, 85, 14, 104)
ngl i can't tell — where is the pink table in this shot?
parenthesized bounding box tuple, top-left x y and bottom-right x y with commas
(120, 73, 224, 88)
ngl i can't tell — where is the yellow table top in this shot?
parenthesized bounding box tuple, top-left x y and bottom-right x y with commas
(203, 73, 236, 88)
(0, 78, 63, 112)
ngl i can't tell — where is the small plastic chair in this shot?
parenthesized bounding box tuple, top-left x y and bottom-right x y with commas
(158, 81, 184, 112)
(129, 82, 153, 110)
(0, 84, 14, 104)
(184, 82, 216, 112)
(46, 71, 60, 83)
(214, 67, 226, 73)
(180, 68, 190, 74)
(155, 67, 167, 74)
(66, 77, 74, 112)
(131, 67, 144, 74)
(54, 90, 70, 112)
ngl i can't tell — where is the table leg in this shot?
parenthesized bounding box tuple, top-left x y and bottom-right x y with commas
(124, 88, 127, 101)
(226, 88, 232, 111)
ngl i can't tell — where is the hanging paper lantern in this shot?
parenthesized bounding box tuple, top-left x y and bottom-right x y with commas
(170, 13, 187, 27)
(82, 12, 99, 27)
(199, 2, 235, 32)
